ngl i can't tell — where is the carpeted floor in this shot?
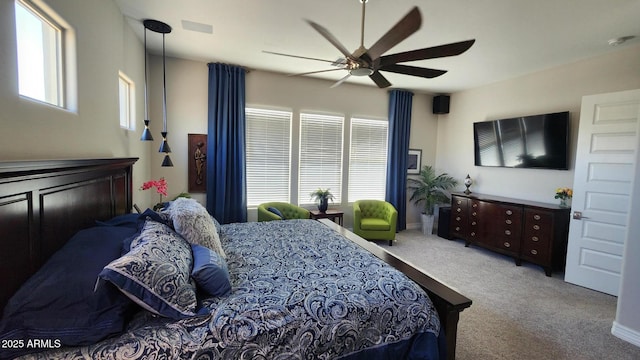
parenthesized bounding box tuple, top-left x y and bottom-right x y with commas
(381, 229, 640, 360)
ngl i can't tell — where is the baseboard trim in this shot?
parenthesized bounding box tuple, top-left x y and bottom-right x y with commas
(612, 321, 640, 347)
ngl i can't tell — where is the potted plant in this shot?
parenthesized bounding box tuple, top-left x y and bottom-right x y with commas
(310, 188, 334, 213)
(408, 165, 458, 235)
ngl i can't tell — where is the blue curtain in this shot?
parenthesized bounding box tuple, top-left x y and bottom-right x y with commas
(385, 89, 413, 231)
(206, 63, 247, 223)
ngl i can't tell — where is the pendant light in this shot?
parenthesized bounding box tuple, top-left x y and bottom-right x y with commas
(142, 19, 173, 167)
(139, 22, 153, 141)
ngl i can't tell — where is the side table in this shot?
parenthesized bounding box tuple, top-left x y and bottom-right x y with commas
(309, 209, 344, 226)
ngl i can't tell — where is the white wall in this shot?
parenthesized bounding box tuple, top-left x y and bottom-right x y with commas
(0, 0, 152, 207)
(435, 44, 640, 203)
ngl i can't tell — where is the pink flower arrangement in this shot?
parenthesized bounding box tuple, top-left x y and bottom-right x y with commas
(140, 178, 168, 204)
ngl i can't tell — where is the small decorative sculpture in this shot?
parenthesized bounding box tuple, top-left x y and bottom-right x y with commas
(194, 142, 206, 185)
(464, 174, 473, 194)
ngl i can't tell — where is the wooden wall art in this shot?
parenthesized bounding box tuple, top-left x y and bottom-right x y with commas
(188, 133, 207, 192)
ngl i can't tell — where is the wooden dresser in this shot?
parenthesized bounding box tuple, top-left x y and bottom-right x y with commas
(449, 192, 570, 276)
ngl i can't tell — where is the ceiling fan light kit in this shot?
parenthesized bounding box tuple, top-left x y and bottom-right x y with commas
(265, 0, 475, 88)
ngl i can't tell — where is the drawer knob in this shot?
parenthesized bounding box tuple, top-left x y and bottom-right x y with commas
(532, 236, 539, 242)
(457, 208, 462, 213)
(506, 210, 513, 215)
(471, 221, 477, 226)
(504, 242, 511, 248)
(472, 203, 478, 208)
(505, 219, 512, 225)
(455, 227, 460, 231)
(472, 212, 477, 216)
(471, 232, 476, 236)
(505, 230, 511, 235)
(531, 249, 538, 255)
(456, 216, 461, 221)
(457, 200, 462, 205)
(534, 214, 541, 220)
(533, 225, 540, 230)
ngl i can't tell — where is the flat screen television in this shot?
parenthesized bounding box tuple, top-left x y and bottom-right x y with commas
(473, 111, 570, 170)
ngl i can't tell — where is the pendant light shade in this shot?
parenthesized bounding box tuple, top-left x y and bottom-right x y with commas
(142, 19, 174, 167)
(140, 120, 153, 141)
(161, 154, 174, 167)
(159, 131, 171, 153)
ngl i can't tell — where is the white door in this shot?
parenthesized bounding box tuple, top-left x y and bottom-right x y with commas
(565, 89, 640, 296)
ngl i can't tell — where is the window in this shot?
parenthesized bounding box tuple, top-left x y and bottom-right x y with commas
(299, 113, 344, 204)
(15, 0, 64, 107)
(348, 118, 388, 202)
(245, 108, 292, 206)
(118, 72, 135, 129)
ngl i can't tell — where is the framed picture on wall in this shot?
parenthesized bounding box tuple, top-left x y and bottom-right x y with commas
(408, 149, 422, 174)
(188, 134, 207, 192)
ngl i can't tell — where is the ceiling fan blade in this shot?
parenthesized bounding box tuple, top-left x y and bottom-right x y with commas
(366, 7, 422, 60)
(305, 20, 353, 59)
(369, 71, 392, 88)
(262, 50, 338, 64)
(378, 39, 476, 66)
(330, 74, 351, 88)
(288, 68, 345, 77)
(379, 64, 447, 78)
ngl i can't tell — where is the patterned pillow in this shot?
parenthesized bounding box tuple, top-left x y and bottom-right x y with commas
(99, 220, 198, 319)
(166, 198, 226, 258)
(191, 244, 231, 297)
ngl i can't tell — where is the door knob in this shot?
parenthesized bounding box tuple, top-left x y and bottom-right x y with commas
(573, 211, 589, 220)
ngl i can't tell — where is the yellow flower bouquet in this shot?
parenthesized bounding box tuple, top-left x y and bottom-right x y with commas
(554, 187, 572, 207)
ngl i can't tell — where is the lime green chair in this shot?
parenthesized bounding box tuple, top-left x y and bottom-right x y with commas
(257, 202, 310, 222)
(353, 200, 398, 246)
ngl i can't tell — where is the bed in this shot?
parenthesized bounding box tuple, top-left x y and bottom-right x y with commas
(0, 158, 471, 359)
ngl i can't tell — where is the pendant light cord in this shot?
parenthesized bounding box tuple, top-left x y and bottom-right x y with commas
(143, 28, 149, 120)
(162, 33, 167, 133)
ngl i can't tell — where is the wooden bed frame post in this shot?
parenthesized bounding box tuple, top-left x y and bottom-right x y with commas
(318, 219, 472, 360)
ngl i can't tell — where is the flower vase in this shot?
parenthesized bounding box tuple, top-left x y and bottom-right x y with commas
(318, 198, 328, 213)
(559, 198, 569, 208)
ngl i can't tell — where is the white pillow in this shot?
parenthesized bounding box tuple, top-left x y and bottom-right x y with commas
(166, 198, 226, 258)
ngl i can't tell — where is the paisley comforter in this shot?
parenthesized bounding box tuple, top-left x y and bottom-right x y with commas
(22, 219, 442, 359)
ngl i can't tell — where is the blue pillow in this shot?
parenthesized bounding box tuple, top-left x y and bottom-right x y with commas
(267, 206, 285, 219)
(0, 226, 137, 359)
(99, 220, 198, 319)
(191, 244, 231, 297)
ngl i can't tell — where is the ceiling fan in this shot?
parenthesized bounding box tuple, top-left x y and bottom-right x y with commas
(264, 0, 475, 88)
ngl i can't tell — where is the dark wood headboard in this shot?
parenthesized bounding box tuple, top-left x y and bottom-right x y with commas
(0, 158, 138, 314)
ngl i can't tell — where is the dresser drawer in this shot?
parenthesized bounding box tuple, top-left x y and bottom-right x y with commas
(450, 196, 469, 237)
(522, 209, 554, 262)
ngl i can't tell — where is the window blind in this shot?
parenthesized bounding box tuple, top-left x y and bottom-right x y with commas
(245, 108, 292, 206)
(348, 118, 388, 202)
(299, 113, 344, 204)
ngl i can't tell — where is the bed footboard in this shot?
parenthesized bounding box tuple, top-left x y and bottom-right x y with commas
(319, 219, 471, 360)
